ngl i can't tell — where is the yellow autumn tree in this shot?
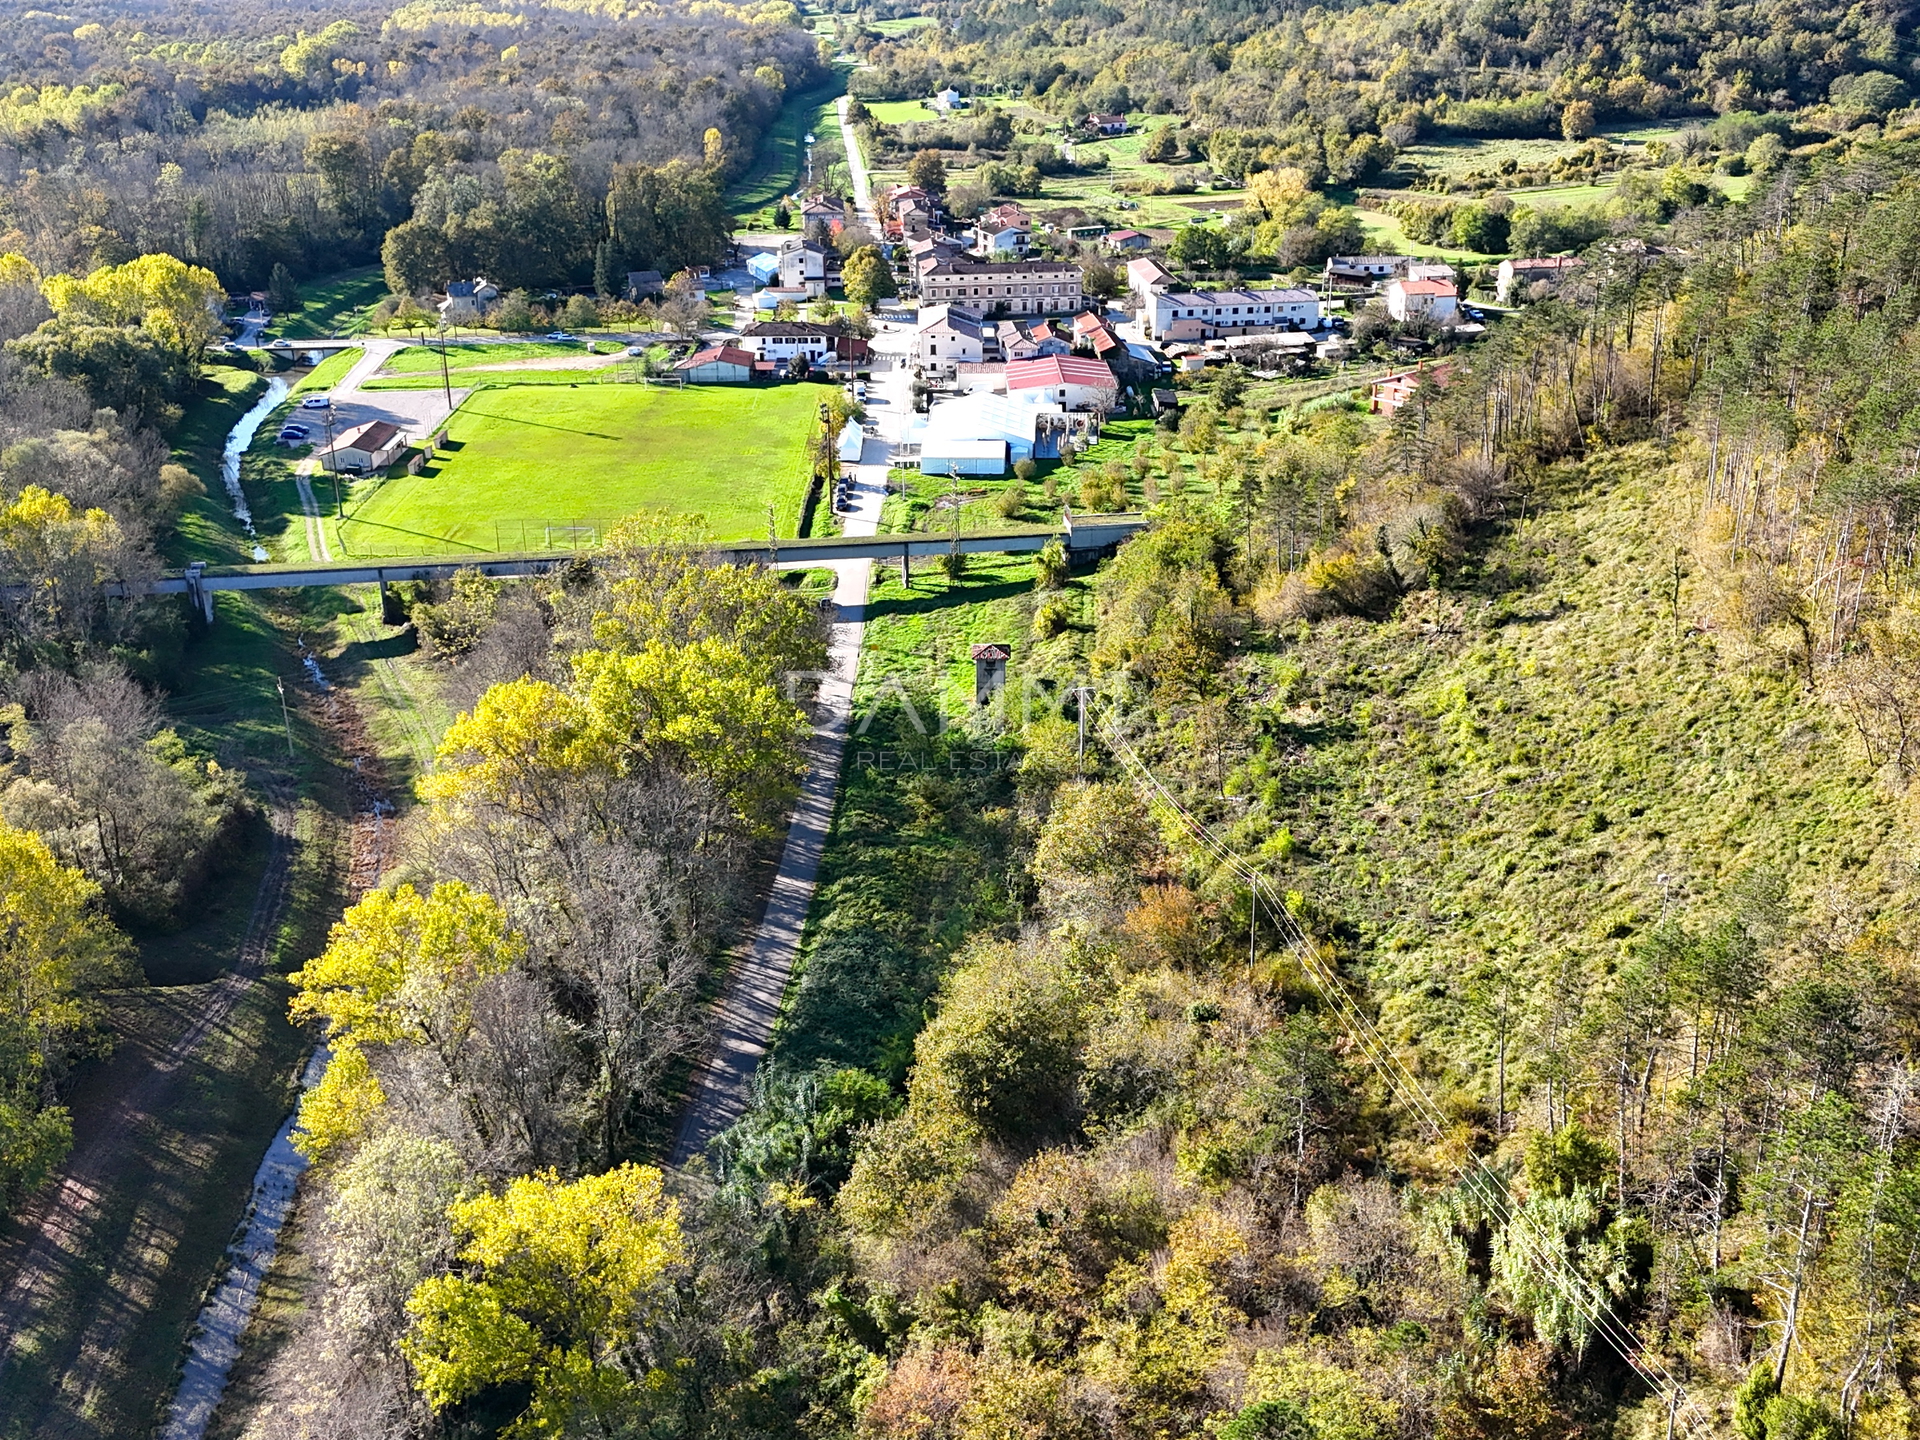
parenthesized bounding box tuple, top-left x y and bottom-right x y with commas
(288, 881, 523, 1157)
(425, 641, 808, 836)
(41, 252, 224, 373)
(0, 820, 130, 1206)
(404, 1163, 685, 1436)
(0, 485, 127, 649)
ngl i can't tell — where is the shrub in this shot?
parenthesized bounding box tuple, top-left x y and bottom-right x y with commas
(1032, 595, 1072, 638)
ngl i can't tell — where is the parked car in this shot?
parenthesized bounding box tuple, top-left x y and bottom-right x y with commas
(545, 331, 575, 342)
(624, 344, 648, 357)
(299, 395, 331, 409)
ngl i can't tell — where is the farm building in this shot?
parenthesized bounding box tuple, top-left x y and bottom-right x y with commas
(320, 420, 405, 473)
(675, 345, 756, 383)
(1497, 255, 1583, 302)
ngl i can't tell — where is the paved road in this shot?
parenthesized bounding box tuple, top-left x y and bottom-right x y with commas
(670, 441, 887, 1163)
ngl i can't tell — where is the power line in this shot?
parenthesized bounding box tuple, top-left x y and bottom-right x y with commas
(1095, 704, 1714, 1437)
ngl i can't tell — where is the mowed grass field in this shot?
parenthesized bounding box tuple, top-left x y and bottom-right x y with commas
(339, 383, 822, 554)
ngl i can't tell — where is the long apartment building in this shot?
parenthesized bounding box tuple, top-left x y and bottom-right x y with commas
(919, 257, 1083, 317)
(1146, 286, 1323, 341)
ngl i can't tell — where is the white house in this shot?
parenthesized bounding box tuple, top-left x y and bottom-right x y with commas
(738, 320, 844, 364)
(778, 239, 837, 298)
(1385, 277, 1460, 324)
(997, 318, 1071, 361)
(931, 86, 965, 114)
(1127, 256, 1177, 307)
(916, 306, 986, 369)
(1405, 261, 1458, 285)
(972, 219, 1031, 258)
(1087, 113, 1128, 136)
(1006, 355, 1118, 412)
(920, 257, 1084, 317)
(1146, 287, 1322, 341)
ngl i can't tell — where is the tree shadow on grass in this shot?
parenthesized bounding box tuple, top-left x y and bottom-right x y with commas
(462, 404, 621, 440)
(864, 577, 1033, 620)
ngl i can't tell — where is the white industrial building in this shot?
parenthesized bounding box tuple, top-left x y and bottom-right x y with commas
(911, 391, 1074, 474)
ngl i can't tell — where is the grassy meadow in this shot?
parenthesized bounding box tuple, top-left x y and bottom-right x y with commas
(338, 381, 823, 554)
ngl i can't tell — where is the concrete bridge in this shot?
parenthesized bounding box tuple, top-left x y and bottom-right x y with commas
(153, 513, 1149, 622)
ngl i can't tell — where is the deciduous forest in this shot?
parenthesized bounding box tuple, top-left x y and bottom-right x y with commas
(3, 0, 1920, 1438)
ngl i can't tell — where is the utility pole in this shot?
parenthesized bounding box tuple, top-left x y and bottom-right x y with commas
(1071, 684, 1094, 771)
(436, 323, 452, 409)
(308, 394, 345, 536)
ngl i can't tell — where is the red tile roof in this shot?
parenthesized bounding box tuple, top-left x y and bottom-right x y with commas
(1007, 356, 1116, 390)
(677, 344, 754, 369)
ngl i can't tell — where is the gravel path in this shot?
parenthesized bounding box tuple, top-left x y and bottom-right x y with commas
(670, 444, 887, 1162)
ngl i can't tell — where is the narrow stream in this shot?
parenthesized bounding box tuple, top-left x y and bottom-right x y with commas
(222, 378, 287, 562)
(159, 1045, 328, 1440)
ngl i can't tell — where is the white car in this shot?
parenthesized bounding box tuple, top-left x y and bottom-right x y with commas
(624, 345, 648, 357)
(299, 395, 331, 409)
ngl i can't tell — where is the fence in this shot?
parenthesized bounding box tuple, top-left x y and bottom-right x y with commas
(330, 517, 603, 559)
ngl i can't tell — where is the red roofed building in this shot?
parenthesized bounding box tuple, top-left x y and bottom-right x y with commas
(675, 344, 757, 383)
(1369, 362, 1455, 415)
(1007, 355, 1118, 411)
(1385, 276, 1460, 324)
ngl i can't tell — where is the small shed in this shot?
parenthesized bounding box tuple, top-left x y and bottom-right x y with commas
(321, 420, 405, 473)
(970, 643, 1010, 706)
(675, 344, 755, 384)
(919, 439, 1007, 476)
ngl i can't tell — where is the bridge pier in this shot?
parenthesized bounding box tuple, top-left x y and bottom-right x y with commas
(184, 563, 214, 625)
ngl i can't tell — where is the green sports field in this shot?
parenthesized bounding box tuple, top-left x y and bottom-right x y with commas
(335, 383, 822, 555)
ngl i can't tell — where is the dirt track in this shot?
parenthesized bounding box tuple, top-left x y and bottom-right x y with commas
(0, 791, 298, 1408)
